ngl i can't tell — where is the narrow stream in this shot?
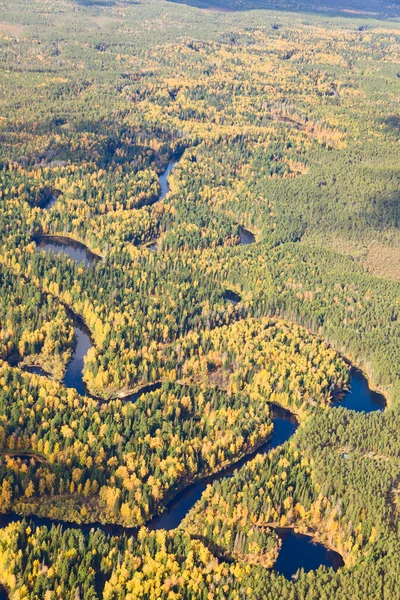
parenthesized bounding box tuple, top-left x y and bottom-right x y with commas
(159, 161, 176, 201)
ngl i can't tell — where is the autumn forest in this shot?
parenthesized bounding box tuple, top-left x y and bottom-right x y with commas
(0, 0, 400, 597)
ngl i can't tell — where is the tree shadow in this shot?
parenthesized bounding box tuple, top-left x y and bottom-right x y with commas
(70, 0, 140, 5)
(363, 190, 400, 231)
(380, 115, 400, 138)
(167, 0, 400, 20)
(72, 0, 117, 6)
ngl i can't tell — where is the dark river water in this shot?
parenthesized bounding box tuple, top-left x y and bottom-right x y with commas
(33, 236, 100, 267)
(35, 158, 180, 270)
(140, 156, 181, 250)
(63, 322, 93, 397)
(0, 405, 299, 533)
(0, 401, 345, 580)
(8, 353, 378, 577)
(148, 403, 298, 532)
(22, 315, 94, 398)
(10, 153, 385, 584)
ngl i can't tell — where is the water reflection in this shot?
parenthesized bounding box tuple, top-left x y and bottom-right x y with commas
(33, 236, 100, 267)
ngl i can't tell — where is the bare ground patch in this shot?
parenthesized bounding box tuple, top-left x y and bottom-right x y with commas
(0, 22, 24, 36)
(365, 244, 400, 281)
(90, 16, 124, 28)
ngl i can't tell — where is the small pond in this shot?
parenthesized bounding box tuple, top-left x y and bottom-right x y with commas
(274, 528, 344, 579)
(33, 236, 101, 267)
(336, 367, 386, 413)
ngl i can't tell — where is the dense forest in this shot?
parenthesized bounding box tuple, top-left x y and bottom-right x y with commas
(0, 0, 400, 597)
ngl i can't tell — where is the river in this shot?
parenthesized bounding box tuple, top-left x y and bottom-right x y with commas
(0, 407, 299, 538)
(148, 403, 298, 531)
(14, 151, 381, 583)
(63, 320, 93, 397)
(0, 401, 343, 580)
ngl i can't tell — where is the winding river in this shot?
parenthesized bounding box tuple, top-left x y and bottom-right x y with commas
(12, 151, 384, 582)
(8, 334, 379, 578)
(0, 401, 343, 579)
(158, 157, 180, 202)
(20, 313, 95, 399)
(35, 156, 181, 265)
(8, 309, 384, 579)
(0, 406, 298, 535)
(148, 403, 298, 532)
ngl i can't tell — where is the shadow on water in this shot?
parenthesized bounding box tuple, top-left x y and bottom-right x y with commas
(33, 236, 101, 268)
(223, 289, 242, 304)
(22, 365, 49, 377)
(0, 586, 8, 600)
(145, 240, 159, 251)
(118, 382, 162, 403)
(336, 367, 386, 413)
(39, 189, 62, 210)
(274, 528, 344, 579)
(239, 226, 255, 245)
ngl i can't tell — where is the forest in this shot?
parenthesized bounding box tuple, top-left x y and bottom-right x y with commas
(0, 0, 400, 597)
